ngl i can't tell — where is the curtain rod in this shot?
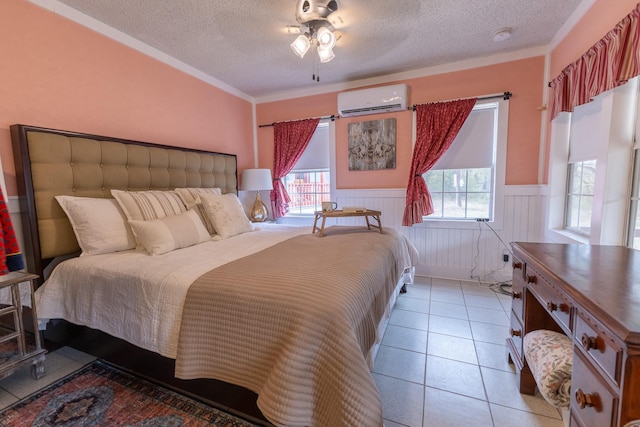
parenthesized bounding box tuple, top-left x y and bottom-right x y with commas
(258, 114, 339, 128)
(411, 91, 512, 110)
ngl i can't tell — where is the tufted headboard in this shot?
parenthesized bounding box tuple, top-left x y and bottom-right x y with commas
(10, 124, 237, 285)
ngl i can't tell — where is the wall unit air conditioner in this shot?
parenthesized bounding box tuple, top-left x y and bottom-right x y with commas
(337, 84, 408, 117)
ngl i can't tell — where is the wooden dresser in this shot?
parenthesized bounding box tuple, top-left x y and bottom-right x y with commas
(506, 242, 640, 427)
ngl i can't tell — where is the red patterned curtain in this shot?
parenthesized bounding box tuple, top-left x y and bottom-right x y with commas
(549, 3, 640, 120)
(0, 187, 24, 274)
(270, 118, 320, 218)
(402, 98, 476, 226)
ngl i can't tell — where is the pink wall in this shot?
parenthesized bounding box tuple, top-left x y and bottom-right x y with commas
(257, 56, 545, 188)
(0, 0, 254, 195)
(550, 0, 639, 78)
(542, 0, 639, 181)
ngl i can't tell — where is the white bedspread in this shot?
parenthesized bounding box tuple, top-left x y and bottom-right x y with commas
(36, 224, 310, 358)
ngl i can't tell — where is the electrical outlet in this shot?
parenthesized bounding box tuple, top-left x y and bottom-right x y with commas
(502, 249, 510, 263)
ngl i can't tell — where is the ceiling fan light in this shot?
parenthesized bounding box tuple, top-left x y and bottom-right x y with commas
(317, 46, 335, 63)
(316, 26, 336, 50)
(291, 34, 311, 58)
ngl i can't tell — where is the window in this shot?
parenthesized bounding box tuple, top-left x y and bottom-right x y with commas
(627, 79, 640, 249)
(423, 102, 498, 220)
(424, 169, 491, 219)
(628, 151, 640, 249)
(562, 92, 603, 236)
(547, 77, 637, 245)
(283, 170, 330, 215)
(284, 123, 330, 215)
(565, 160, 596, 235)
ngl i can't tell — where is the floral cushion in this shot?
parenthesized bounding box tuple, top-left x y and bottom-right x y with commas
(199, 193, 253, 239)
(523, 329, 573, 408)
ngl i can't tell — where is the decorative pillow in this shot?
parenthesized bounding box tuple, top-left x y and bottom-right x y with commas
(55, 195, 136, 256)
(523, 329, 573, 408)
(200, 193, 253, 239)
(174, 187, 222, 235)
(111, 189, 186, 221)
(128, 209, 211, 255)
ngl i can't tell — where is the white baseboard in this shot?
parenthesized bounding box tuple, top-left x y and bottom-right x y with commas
(415, 264, 512, 284)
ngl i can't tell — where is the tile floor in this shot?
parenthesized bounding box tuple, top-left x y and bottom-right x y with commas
(374, 276, 565, 427)
(0, 345, 96, 409)
(0, 276, 565, 426)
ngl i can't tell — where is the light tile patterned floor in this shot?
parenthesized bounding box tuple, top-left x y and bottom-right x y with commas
(0, 276, 566, 426)
(374, 276, 566, 427)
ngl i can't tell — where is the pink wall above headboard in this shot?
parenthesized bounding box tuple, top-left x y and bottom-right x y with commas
(0, 0, 254, 196)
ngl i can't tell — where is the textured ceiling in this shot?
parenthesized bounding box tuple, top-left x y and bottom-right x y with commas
(52, 0, 585, 99)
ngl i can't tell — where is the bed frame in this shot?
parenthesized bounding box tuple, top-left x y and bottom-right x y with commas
(10, 124, 271, 425)
(10, 124, 238, 286)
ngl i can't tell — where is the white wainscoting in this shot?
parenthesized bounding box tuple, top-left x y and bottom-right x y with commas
(278, 185, 547, 283)
(10, 187, 546, 285)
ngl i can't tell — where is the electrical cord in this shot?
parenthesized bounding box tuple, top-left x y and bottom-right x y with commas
(489, 280, 513, 296)
(469, 222, 483, 282)
(484, 221, 513, 258)
(470, 220, 513, 296)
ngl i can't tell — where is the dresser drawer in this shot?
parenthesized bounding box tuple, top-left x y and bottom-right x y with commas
(508, 314, 524, 361)
(571, 350, 618, 427)
(510, 278, 524, 322)
(512, 255, 525, 281)
(524, 265, 573, 334)
(574, 313, 622, 385)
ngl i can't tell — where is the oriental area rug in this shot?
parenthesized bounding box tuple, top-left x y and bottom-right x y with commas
(0, 360, 260, 427)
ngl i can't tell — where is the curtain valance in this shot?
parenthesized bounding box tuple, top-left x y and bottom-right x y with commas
(549, 3, 640, 120)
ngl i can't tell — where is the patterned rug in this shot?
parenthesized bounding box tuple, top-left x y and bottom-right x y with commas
(0, 360, 261, 426)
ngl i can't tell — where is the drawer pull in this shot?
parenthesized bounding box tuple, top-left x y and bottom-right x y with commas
(509, 328, 521, 337)
(581, 333, 599, 351)
(512, 261, 522, 270)
(575, 388, 596, 409)
(526, 275, 537, 284)
(512, 291, 522, 299)
(546, 301, 557, 312)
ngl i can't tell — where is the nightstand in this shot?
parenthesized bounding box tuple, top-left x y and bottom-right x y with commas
(0, 271, 46, 380)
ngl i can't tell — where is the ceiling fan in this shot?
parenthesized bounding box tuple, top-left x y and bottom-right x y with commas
(288, 0, 341, 64)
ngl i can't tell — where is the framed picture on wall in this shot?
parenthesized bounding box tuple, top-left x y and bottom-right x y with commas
(348, 118, 396, 171)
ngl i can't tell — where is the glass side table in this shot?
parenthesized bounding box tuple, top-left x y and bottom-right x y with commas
(0, 271, 46, 380)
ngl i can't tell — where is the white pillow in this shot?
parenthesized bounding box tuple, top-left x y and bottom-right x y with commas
(174, 187, 222, 235)
(128, 210, 211, 255)
(55, 196, 136, 256)
(111, 189, 186, 221)
(200, 193, 253, 239)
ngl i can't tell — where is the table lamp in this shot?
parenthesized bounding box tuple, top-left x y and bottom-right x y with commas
(242, 168, 274, 222)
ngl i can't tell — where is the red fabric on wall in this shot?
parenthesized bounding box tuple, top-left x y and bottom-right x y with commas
(402, 98, 476, 226)
(270, 118, 320, 218)
(0, 187, 24, 274)
(549, 3, 640, 120)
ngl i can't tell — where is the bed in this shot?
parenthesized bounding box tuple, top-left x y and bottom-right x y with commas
(10, 124, 418, 427)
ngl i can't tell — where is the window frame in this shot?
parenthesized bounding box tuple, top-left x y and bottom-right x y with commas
(423, 167, 494, 220)
(547, 78, 637, 245)
(282, 122, 333, 217)
(416, 97, 509, 229)
(564, 159, 597, 236)
(626, 80, 640, 249)
(282, 168, 330, 216)
(627, 148, 640, 249)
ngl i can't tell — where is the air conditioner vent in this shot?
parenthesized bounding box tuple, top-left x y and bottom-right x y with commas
(338, 84, 407, 117)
